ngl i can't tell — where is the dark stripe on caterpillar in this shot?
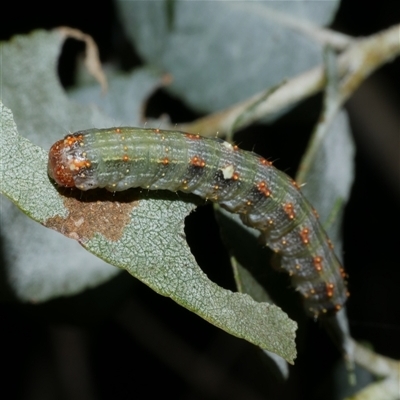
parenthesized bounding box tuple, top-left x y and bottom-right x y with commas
(48, 127, 349, 317)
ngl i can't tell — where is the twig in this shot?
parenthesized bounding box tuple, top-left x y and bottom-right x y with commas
(182, 24, 400, 138)
(352, 340, 400, 378)
(345, 340, 400, 400)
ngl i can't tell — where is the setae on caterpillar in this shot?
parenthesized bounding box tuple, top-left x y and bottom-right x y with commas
(48, 127, 349, 317)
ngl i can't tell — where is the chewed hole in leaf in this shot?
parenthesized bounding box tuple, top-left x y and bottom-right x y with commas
(145, 88, 203, 124)
(58, 38, 87, 88)
(184, 204, 235, 291)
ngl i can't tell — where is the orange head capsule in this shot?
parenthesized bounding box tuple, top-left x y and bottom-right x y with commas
(48, 139, 76, 187)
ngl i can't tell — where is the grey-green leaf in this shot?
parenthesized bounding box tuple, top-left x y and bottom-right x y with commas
(0, 30, 162, 301)
(1, 101, 296, 362)
(116, 0, 340, 112)
(86, 196, 297, 362)
(0, 31, 297, 362)
(297, 109, 355, 257)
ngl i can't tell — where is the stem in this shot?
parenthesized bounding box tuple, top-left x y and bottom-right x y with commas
(352, 340, 400, 378)
(183, 24, 400, 138)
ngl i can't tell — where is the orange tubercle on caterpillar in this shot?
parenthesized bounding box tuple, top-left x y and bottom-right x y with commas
(232, 172, 240, 181)
(326, 283, 335, 298)
(283, 202, 296, 220)
(313, 256, 323, 272)
(300, 227, 310, 245)
(257, 181, 271, 197)
(185, 133, 201, 140)
(260, 158, 273, 167)
(190, 156, 206, 168)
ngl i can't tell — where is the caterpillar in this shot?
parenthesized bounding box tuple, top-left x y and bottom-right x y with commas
(48, 127, 349, 317)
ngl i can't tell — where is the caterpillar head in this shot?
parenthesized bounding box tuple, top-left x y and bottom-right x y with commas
(48, 133, 93, 189)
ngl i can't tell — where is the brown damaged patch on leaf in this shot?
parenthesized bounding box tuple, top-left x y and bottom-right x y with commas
(45, 189, 140, 242)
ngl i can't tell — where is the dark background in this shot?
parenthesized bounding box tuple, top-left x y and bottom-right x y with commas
(1, 2, 399, 399)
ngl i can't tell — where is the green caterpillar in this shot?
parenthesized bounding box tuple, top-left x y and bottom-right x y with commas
(48, 127, 349, 317)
